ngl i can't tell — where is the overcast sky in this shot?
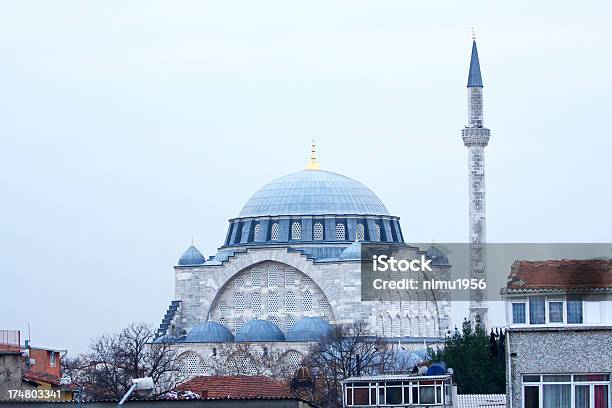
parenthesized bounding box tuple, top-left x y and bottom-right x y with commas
(1, 1, 611, 354)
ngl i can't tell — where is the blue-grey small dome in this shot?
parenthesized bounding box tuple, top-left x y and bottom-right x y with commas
(238, 170, 390, 218)
(185, 321, 234, 343)
(426, 245, 449, 266)
(178, 245, 206, 266)
(340, 241, 362, 260)
(235, 319, 285, 342)
(153, 334, 179, 344)
(286, 317, 331, 341)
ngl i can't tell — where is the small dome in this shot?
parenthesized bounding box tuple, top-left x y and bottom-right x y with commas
(185, 321, 234, 343)
(426, 361, 448, 375)
(426, 245, 449, 266)
(286, 317, 331, 341)
(235, 319, 285, 342)
(153, 334, 179, 344)
(340, 241, 362, 260)
(178, 245, 206, 266)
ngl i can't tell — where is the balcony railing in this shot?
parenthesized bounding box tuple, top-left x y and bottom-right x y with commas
(0, 330, 21, 352)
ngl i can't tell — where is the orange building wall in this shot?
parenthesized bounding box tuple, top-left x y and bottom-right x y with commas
(28, 348, 61, 377)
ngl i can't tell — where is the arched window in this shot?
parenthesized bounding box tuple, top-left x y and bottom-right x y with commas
(267, 265, 279, 287)
(313, 222, 324, 240)
(393, 316, 401, 337)
(234, 292, 244, 312)
(335, 223, 346, 240)
(219, 317, 229, 329)
(284, 351, 303, 369)
(235, 317, 245, 333)
(375, 224, 382, 241)
(234, 276, 244, 288)
(384, 316, 392, 336)
(302, 290, 313, 312)
(356, 223, 365, 241)
(285, 315, 296, 330)
(291, 221, 302, 240)
(251, 292, 261, 313)
(421, 317, 428, 338)
(404, 317, 411, 337)
(253, 223, 261, 241)
(267, 315, 280, 327)
(285, 292, 296, 312)
(412, 317, 420, 337)
(376, 315, 384, 337)
(270, 222, 279, 241)
(251, 268, 262, 287)
(284, 268, 295, 286)
(268, 291, 280, 312)
(320, 298, 331, 315)
(180, 352, 203, 376)
(218, 301, 228, 313)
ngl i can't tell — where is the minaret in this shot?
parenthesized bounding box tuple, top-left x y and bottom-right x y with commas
(462, 33, 490, 326)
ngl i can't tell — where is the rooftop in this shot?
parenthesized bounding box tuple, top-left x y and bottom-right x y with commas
(177, 375, 290, 399)
(505, 259, 612, 291)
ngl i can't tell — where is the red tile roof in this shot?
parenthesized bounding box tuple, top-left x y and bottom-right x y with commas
(23, 371, 61, 386)
(507, 259, 612, 290)
(177, 375, 290, 399)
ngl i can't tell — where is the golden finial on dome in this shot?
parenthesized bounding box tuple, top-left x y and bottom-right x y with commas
(305, 139, 321, 170)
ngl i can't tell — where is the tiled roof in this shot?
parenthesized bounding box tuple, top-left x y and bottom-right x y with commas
(177, 375, 290, 399)
(457, 394, 506, 408)
(23, 371, 61, 386)
(506, 259, 612, 291)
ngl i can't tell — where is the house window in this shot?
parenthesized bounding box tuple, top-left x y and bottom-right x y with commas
(567, 296, 583, 324)
(49, 352, 56, 367)
(291, 221, 302, 240)
(548, 300, 564, 323)
(512, 302, 526, 324)
(522, 374, 609, 408)
(375, 224, 382, 241)
(529, 296, 545, 324)
(270, 222, 279, 241)
(313, 222, 324, 240)
(336, 223, 346, 240)
(284, 268, 295, 286)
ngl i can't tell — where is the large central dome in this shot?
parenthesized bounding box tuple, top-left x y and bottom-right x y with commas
(238, 169, 390, 218)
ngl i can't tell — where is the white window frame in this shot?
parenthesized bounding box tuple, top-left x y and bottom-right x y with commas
(521, 373, 610, 408)
(508, 295, 589, 327)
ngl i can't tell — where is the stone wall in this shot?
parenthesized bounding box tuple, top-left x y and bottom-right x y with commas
(506, 327, 612, 408)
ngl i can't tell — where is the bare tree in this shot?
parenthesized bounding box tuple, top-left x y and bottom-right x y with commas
(63, 323, 184, 400)
(208, 343, 296, 380)
(302, 321, 400, 408)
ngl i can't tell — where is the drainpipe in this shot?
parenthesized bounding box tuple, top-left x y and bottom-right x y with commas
(506, 330, 512, 408)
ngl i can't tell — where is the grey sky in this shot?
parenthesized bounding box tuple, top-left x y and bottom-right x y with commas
(1, 1, 611, 354)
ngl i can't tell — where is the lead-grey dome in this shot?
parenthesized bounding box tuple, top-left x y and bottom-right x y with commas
(238, 170, 390, 218)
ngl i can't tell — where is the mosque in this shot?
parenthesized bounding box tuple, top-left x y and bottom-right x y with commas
(154, 37, 491, 379)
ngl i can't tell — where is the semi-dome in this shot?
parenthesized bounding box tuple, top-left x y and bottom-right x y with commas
(235, 319, 285, 342)
(185, 321, 234, 343)
(238, 170, 390, 218)
(426, 245, 450, 266)
(286, 317, 331, 341)
(178, 245, 206, 266)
